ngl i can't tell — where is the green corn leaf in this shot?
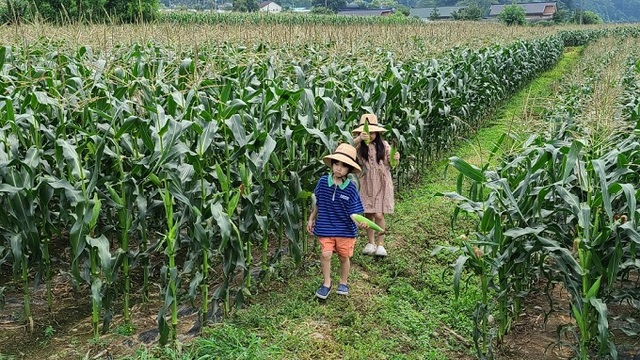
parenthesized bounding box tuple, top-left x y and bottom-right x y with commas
(179, 58, 194, 76)
(2, 98, 15, 121)
(480, 206, 495, 233)
(620, 183, 636, 221)
(148, 173, 162, 186)
(562, 140, 584, 184)
(572, 304, 584, 329)
(157, 309, 170, 346)
(592, 160, 612, 220)
(225, 114, 248, 147)
(227, 189, 241, 217)
(56, 139, 84, 180)
(586, 276, 602, 299)
(106, 184, 123, 206)
(90, 278, 103, 310)
(588, 298, 610, 347)
(221, 99, 247, 120)
(9, 233, 23, 262)
(452, 255, 470, 299)
(87, 235, 112, 273)
(196, 121, 218, 157)
(249, 133, 276, 174)
(503, 226, 544, 238)
(0, 46, 6, 68)
(188, 271, 204, 303)
(89, 193, 101, 230)
(215, 163, 229, 193)
(211, 202, 232, 249)
(449, 157, 485, 183)
(114, 116, 141, 140)
(23, 147, 41, 169)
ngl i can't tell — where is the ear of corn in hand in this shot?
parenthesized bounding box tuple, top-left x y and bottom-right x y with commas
(363, 120, 370, 145)
(389, 146, 398, 168)
(352, 214, 384, 232)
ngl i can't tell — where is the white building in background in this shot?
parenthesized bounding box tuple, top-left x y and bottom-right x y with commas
(259, 1, 282, 13)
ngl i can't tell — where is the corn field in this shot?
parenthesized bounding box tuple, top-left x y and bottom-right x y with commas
(0, 20, 638, 350)
(441, 32, 640, 359)
(0, 20, 610, 58)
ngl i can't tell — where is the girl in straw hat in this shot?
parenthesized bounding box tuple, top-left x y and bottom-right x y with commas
(307, 143, 367, 299)
(353, 113, 400, 257)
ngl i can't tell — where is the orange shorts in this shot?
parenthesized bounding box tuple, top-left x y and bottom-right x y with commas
(319, 237, 356, 257)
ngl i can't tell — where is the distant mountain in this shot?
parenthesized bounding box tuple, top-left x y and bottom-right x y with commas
(582, 0, 640, 23)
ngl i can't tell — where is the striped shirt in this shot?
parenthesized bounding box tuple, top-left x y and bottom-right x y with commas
(313, 174, 364, 238)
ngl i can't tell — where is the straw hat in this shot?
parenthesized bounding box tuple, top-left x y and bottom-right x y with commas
(352, 113, 387, 134)
(323, 143, 361, 173)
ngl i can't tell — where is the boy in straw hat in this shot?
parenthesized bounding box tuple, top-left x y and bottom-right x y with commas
(307, 143, 368, 299)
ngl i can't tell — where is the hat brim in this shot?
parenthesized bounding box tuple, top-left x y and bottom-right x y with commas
(323, 154, 361, 173)
(352, 124, 387, 134)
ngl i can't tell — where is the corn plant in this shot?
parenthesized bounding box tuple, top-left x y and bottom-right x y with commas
(157, 181, 179, 346)
(440, 36, 640, 359)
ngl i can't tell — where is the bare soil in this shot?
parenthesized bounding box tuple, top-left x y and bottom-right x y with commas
(0, 267, 204, 360)
(495, 280, 640, 360)
(1, 246, 638, 360)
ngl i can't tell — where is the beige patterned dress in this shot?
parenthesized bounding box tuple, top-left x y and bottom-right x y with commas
(357, 141, 394, 214)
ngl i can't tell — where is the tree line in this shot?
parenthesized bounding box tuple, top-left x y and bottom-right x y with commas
(1, 0, 159, 24)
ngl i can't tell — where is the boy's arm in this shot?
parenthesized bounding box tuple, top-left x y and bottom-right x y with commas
(350, 213, 368, 229)
(349, 189, 366, 227)
(307, 204, 318, 234)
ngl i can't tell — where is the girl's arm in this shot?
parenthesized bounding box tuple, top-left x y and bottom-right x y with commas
(384, 141, 392, 165)
(384, 141, 400, 166)
(354, 132, 369, 146)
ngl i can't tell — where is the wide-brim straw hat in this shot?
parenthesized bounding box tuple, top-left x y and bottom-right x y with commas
(352, 113, 387, 134)
(323, 143, 361, 173)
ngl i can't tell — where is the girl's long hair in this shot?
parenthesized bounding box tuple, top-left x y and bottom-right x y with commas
(357, 133, 385, 164)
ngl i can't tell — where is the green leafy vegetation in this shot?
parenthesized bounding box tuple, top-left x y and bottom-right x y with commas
(0, 0, 159, 24)
(441, 36, 640, 359)
(1, 16, 640, 360)
(497, 4, 526, 26)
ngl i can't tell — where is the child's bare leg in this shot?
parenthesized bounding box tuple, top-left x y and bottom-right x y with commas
(365, 213, 375, 245)
(320, 251, 332, 287)
(338, 255, 350, 285)
(374, 213, 386, 246)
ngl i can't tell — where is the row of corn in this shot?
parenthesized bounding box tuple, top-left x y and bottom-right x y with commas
(442, 35, 640, 359)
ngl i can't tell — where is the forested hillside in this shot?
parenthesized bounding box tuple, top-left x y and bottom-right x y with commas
(582, 0, 640, 23)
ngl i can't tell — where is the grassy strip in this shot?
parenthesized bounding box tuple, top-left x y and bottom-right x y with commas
(124, 47, 583, 360)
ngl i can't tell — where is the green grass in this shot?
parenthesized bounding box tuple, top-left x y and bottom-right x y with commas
(124, 47, 583, 360)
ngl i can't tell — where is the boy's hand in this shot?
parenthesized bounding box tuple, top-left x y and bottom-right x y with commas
(357, 221, 368, 229)
(307, 219, 314, 234)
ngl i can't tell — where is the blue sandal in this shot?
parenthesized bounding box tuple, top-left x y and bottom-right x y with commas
(336, 283, 349, 295)
(316, 284, 331, 299)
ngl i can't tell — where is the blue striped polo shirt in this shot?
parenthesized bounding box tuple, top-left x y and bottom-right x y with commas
(313, 174, 364, 238)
